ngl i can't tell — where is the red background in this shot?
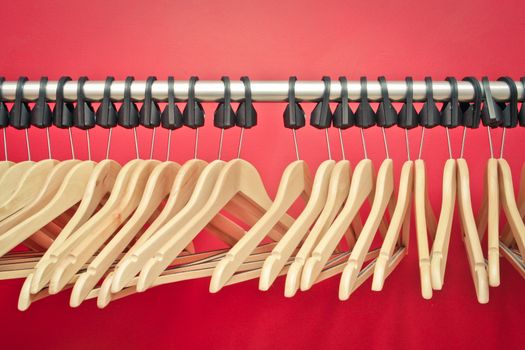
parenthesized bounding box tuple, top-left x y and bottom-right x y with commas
(1, 0, 525, 349)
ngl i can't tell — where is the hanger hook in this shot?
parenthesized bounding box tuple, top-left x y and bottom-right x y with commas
(497, 76, 518, 159)
(284, 76, 303, 160)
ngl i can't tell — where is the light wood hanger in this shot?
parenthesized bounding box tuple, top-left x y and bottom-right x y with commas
(301, 158, 376, 290)
(339, 158, 395, 300)
(0, 162, 34, 204)
(497, 159, 525, 271)
(456, 158, 489, 303)
(48, 159, 160, 293)
(68, 161, 180, 306)
(28, 159, 121, 293)
(208, 159, 312, 292)
(285, 159, 356, 297)
(259, 159, 336, 291)
(134, 158, 296, 292)
(0, 158, 59, 221)
(372, 160, 414, 290)
(476, 158, 500, 286)
(110, 159, 294, 293)
(0, 160, 80, 246)
(413, 159, 438, 299)
(0, 160, 96, 256)
(500, 163, 525, 247)
(429, 158, 457, 290)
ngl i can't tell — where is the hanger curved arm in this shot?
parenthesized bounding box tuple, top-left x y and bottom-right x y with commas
(372, 160, 414, 290)
(28, 159, 121, 294)
(69, 162, 180, 306)
(0, 159, 58, 221)
(501, 163, 525, 245)
(476, 159, 500, 286)
(429, 159, 457, 290)
(48, 160, 159, 294)
(339, 159, 395, 300)
(456, 159, 489, 304)
(258, 160, 335, 291)
(0, 161, 96, 257)
(209, 160, 312, 292)
(285, 160, 352, 297)
(413, 159, 434, 299)
(497, 159, 525, 261)
(135, 159, 297, 292)
(0, 161, 35, 204)
(301, 159, 375, 290)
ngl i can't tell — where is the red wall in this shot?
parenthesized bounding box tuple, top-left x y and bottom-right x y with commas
(1, 0, 524, 349)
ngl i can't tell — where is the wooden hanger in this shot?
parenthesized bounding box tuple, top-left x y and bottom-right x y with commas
(0, 160, 96, 258)
(500, 163, 525, 248)
(134, 158, 295, 292)
(476, 158, 500, 286)
(429, 158, 457, 290)
(259, 159, 336, 290)
(69, 161, 180, 306)
(0, 158, 59, 221)
(338, 158, 395, 300)
(372, 160, 414, 290)
(28, 159, 121, 293)
(208, 159, 312, 292)
(284, 160, 356, 297)
(48, 159, 159, 293)
(301, 158, 376, 290)
(497, 159, 525, 272)
(0, 162, 34, 204)
(456, 158, 489, 303)
(413, 159, 438, 299)
(110, 159, 294, 293)
(0, 160, 80, 246)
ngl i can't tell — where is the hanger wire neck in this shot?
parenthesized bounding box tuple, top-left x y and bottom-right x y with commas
(381, 127, 390, 159)
(445, 127, 453, 159)
(237, 127, 245, 159)
(460, 126, 466, 159)
(25, 129, 31, 161)
(487, 126, 494, 159)
(166, 129, 173, 161)
(133, 127, 140, 159)
(2, 128, 7, 161)
(106, 128, 112, 160)
(418, 127, 425, 160)
(360, 128, 368, 159)
(86, 129, 92, 161)
(68, 127, 76, 160)
(404, 129, 410, 161)
(324, 128, 332, 160)
(292, 129, 300, 160)
(218, 128, 225, 160)
(193, 128, 199, 159)
(338, 128, 346, 160)
(500, 127, 506, 159)
(149, 128, 156, 160)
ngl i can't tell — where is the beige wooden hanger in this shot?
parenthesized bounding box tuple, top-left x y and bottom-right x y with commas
(68, 161, 180, 306)
(500, 163, 525, 248)
(109, 128, 294, 293)
(134, 155, 297, 292)
(48, 158, 159, 293)
(497, 158, 525, 270)
(28, 159, 121, 293)
(208, 158, 312, 292)
(0, 160, 96, 257)
(0, 159, 79, 242)
(476, 157, 500, 286)
(259, 159, 335, 291)
(456, 158, 489, 303)
(286, 159, 359, 297)
(372, 129, 415, 291)
(429, 156, 457, 290)
(338, 154, 395, 300)
(301, 128, 383, 291)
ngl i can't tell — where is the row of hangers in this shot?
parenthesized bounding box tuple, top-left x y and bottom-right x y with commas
(0, 75, 523, 311)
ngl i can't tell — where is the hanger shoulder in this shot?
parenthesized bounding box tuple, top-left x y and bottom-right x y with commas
(339, 159, 395, 300)
(0, 161, 13, 182)
(48, 160, 158, 294)
(372, 160, 414, 291)
(501, 163, 525, 244)
(70, 162, 180, 306)
(413, 159, 433, 299)
(0, 161, 34, 203)
(209, 160, 313, 292)
(286, 160, 351, 296)
(28, 159, 121, 294)
(456, 159, 489, 304)
(429, 159, 457, 290)
(301, 159, 374, 290)
(0, 161, 95, 257)
(0, 159, 59, 221)
(498, 159, 525, 261)
(259, 160, 336, 291)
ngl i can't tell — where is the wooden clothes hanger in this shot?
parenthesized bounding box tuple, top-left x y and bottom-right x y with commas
(109, 76, 293, 293)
